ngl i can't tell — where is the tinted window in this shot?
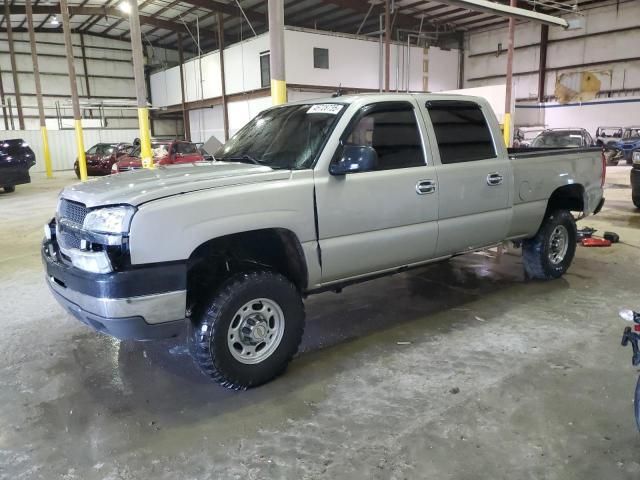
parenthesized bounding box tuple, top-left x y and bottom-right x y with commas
(345, 104, 424, 171)
(176, 143, 197, 154)
(426, 101, 496, 164)
(260, 52, 270, 88)
(314, 48, 329, 69)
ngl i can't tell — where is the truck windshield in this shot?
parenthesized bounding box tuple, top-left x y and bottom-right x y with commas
(215, 103, 345, 169)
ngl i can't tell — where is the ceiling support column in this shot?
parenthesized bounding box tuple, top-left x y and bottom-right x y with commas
(26, 0, 53, 178)
(177, 33, 191, 141)
(61, 0, 87, 180)
(268, 0, 286, 105)
(218, 12, 229, 142)
(503, 0, 517, 147)
(129, 0, 154, 170)
(537, 24, 549, 103)
(4, 1, 25, 129)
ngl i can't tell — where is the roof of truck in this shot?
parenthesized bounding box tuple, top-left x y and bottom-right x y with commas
(288, 92, 485, 106)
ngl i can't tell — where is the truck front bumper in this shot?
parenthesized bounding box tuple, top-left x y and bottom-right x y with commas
(42, 239, 188, 340)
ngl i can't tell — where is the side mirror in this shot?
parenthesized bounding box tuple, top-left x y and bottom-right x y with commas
(329, 145, 378, 175)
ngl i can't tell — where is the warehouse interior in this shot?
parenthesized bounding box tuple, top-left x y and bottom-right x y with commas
(2, 0, 640, 478)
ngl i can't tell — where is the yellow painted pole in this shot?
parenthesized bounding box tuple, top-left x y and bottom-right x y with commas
(503, 112, 511, 148)
(41, 126, 53, 178)
(26, 0, 54, 178)
(268, 0, 287, 106)
(129, 1, 154, 169)
(270, 79, 287, 106)
(61, 0, 87, 181)
(75, 120, 88, 180)
(138, 108, 154, 169)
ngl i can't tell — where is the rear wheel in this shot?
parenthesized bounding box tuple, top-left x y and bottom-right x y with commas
(191, 270, 305, 390)
(523, 210, 577, 280)
(3, 186, 15, 193)
(633, 197, 640, 209)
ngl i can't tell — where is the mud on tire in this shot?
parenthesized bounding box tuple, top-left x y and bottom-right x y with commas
(522, 209, 577, 280)
(191, 270, 305, 390)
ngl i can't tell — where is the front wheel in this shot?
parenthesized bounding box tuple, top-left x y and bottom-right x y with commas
(191, 271, 305, 390)
(522, 210, 577, 280)
(3, 186, 15, 193)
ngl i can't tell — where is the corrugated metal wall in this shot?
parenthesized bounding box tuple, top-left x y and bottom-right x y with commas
(2, 129, 139, 172)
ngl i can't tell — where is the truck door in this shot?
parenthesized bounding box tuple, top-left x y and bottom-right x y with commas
(314, 100, 439, 283)
(421, 100, 512, 256)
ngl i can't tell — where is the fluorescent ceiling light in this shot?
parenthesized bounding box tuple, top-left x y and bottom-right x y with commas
(440, 0, 569, 28)
(118, 1, 131, 14)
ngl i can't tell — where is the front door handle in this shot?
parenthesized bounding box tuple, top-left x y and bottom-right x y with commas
(416, 179, 436, 195)
(486, 173, 504, 186)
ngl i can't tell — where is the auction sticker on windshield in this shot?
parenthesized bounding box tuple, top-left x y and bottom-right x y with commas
(307, 104, 343, 115)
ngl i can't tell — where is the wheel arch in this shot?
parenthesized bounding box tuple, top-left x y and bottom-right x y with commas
(186, 228, 309, 310)
(545, 184, 585, 217)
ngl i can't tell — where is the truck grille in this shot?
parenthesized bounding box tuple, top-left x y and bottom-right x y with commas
(57, 199, 88, 252)
(59, 199, 88, 226)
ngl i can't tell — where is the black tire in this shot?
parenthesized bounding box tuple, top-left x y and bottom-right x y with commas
(3, 186, 15, 193)
(635, 375, 640, 432)
(191, 270, 305, 390)
(522, 210, 577, 280)
(633, 197, 640, 209)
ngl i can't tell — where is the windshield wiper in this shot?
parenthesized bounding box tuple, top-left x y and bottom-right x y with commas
(219, 154, 262, 165)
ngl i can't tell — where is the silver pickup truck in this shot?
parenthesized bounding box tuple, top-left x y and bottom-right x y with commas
(43, 94, 605, 389)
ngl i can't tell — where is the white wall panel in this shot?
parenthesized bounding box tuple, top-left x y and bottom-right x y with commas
(515, 96, 640, 134)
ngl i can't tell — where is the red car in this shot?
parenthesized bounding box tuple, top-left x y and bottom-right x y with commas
(112, 140, 205, 173)
(74, 142, 133, 178)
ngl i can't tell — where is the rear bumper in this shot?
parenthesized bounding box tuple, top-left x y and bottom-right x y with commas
(0, 167, 30, 187)
(42, 239, 188, 340)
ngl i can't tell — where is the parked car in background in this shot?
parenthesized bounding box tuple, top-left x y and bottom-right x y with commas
(631, 151, 640, 208)
(513, 126, 545, 148)
(112, 140, 205, 172)
(530, 128, 596, 149)
(595, 126, 623, 146)
(0, 138, 36, 193)
(605, 127, 640, 166)
(74, 142, 133, 178)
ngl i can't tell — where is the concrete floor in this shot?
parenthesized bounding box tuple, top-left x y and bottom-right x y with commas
(1, 167, 640, 479)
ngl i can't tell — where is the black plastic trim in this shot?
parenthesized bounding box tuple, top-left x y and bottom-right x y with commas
(42, 239, 187, 299)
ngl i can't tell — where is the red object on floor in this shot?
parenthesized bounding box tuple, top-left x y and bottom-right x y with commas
(581, 237, 612, 247)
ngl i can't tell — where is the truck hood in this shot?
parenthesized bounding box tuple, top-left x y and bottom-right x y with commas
(61, 162, 291, 208)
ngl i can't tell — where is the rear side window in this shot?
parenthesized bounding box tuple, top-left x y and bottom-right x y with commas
(176, 143, 197, 154)
(426, 101, 496, 164)
(344, 103, 425, 171)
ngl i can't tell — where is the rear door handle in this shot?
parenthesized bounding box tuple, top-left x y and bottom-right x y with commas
(486, 173, 504, 186)
(416, 179, 436, 195)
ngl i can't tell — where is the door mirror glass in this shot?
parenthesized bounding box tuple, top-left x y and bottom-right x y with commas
(329, 145, 378, 175)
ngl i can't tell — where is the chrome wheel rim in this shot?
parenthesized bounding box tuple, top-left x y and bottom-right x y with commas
(548, 225, 569, 265)
(227, 298, 284, 365)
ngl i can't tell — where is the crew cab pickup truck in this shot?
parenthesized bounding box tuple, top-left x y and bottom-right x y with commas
(43, 94, 606, 390)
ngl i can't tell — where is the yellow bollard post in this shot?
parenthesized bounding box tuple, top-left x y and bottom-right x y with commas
(75, 120, 87, 181)
(138, 108, 154, 169)
(503, 112, 511, 148)
(41, 126, 53, 178)
(270, 79, 287, 106)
